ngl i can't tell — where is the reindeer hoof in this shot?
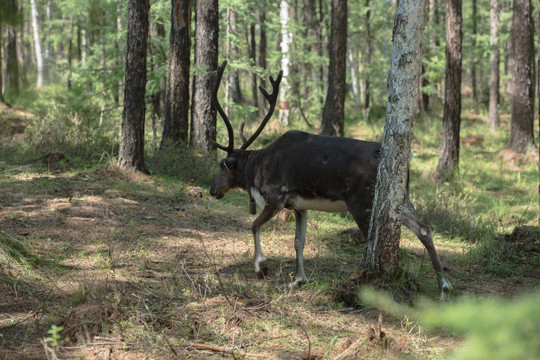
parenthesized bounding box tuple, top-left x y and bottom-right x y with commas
(254, 256, 268, 278)
(289, 277, 307, 288)
(439, 279, 453, 301)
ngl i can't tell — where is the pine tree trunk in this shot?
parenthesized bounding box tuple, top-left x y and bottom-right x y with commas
(30, 0, 43, 88)
(161, 0, 192, 149)
(488, 0, 500, 129)
(0, 24, 3, 103)
(436, 0, 462, 177)
(6, 24, 19, 97)
(190, 0, 219, 154)
(117, 0, 149, 173)
(363, 0, 372, 122)
(508, 0, 535, 153)
(248, 22, 259, 112)
(321, 0, 347, 136)
(228, 9, 242, 103)
(471, 0, 478, 105)
(363, 0, 428, 273)
(258, 11, 267, 116)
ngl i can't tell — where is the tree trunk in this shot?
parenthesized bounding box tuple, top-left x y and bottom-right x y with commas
(117, 0, 149, 173)
(347, 34, 360, 108)
(0, 23, 3, 103)
(436, 0, 462, 177)
(248, 22, 259, 112)
(363, 0, 428, 273)
(505, 1, 515, 98)
(190, 0, 219, 154)
(471, 0, 478, 105)
(228, 9, 242, 103)
(29, 0, 43, 88)
(149, 21, 165, 140)
(488, 0, 500, 129)
(279, 0, 292, 126)
(363, 0, 372, 122)
(508, 0, 535, 153)
(537, 0, 540, 223)
(258, 10, 267, 116)
(321, 0, 347, 136)
(6, 24, 19, 97)
(160, 0, 192, 149)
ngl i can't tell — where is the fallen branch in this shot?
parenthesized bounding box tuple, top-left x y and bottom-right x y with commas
(188, 343, 268, 358)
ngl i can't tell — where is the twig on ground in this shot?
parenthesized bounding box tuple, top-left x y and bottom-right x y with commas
(188, 343, 268, 358)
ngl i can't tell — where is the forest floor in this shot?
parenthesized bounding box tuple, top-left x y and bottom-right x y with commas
(1, 159, 539, 360)
(1, 105, 539, 359)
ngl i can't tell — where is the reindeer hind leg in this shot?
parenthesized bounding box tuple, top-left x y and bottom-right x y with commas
(402, 199, 453, 299)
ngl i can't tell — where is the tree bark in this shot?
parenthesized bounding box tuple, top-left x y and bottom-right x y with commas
(190, 0, 219, 154)
(258, 10, 267, 116)
(363, 0, 428, 273)
(161, 0, 192, 149)
(29, 0, 43, 88)
(537, 0, 540, 223)
(279, 0, 292, 126)
(117, 0, 149, 173)
(321, 0, 347, 136)
(248, 22, 259, 111)
(471, 0, 478, 105)
(363, 0, 372, 122)
(436, 0, 462, 177)
(0, 23, 3, 103)
(228, 9, 242, 103)
(488, 0, 500, 129)
(6, 24, 19, 97)
(508, 0, 535, 153)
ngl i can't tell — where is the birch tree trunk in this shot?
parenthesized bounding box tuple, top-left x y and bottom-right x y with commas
(488, 0, 500, 129)
(347, 35, 360, 108)
(363, 0, 428, 273)
(279, 0, 292, 127)
(30, 0, 43, 88)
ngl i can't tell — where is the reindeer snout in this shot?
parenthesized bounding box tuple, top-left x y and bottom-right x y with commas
(210, 183, 224, 199)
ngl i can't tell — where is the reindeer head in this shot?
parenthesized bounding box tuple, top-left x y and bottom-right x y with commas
(209, 61, 282, 200)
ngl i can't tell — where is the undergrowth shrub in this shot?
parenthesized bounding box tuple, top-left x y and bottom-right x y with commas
(24, 104, 119, 165)
(147, 144, 218, 185)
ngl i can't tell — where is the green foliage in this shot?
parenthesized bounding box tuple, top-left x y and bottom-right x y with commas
(360, 288, 540, 360)
(420, 292, 540, 360)
(44, 325, 66, 348)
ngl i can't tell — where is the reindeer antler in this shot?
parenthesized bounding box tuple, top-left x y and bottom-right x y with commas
(240, 70, 283, 150)
(209, 61, 235, 153)
(211, 61, 283, 152)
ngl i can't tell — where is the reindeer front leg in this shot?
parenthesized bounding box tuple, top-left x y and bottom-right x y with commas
(292, 210, 308, 287)
(251, 205, 279, 277)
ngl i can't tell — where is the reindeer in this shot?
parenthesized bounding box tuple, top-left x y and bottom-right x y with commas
(209, 61, 452, 299)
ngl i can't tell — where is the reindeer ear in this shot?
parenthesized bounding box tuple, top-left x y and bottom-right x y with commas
(223, 157, 238, 170)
